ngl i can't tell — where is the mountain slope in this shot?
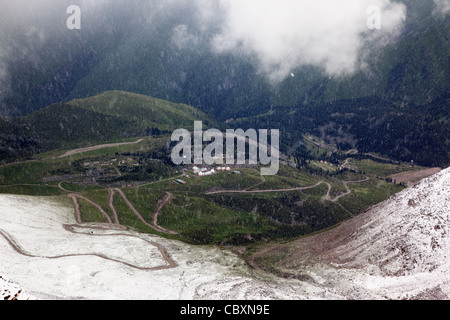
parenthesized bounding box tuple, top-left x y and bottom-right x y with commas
(65, 90, 218, 132)
(1, 168, 448, 300)
(251, 167, 450, 299)
(61, 13, 450, 117)
(1, 4, 448, 169)
(0, 91, 218, 163)
(25, 90, 218, 145)
(1, 3, 448, 119)
(0, 117, 49, 163)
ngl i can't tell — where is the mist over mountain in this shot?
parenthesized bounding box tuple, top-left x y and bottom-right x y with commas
(0, 0, 449, 165)
(1, 1, 449, 302)
(0, 0, 447, 114)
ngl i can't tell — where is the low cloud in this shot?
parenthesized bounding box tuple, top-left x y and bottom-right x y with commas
(433, 0, 450, 15)
(0, 0, 425, 112)
(211, 0, 407, 82)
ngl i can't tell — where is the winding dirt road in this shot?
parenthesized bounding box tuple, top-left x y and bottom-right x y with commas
(204, 181, 325, 195)
(111, 188, 179, 235)
(57, 139, 143, 158)
(58, 182, 178, 235)
(1, 139, 144, 170)
(68, 193, 113, 224)
(38, 184, 180, 271)
(204, 177, 371, 205)
(322, 177, 371, 203)
(0, 223, 176, 271)
(108, 188, 120, 224)
(152, 192, 176, 235)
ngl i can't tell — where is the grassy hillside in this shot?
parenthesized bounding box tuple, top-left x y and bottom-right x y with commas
(0, 91, 219, 164)
(0, 117, 48, 164)
(25, 103, 133, 146)
(66, 91, 220, 133)
(1, 6, 448, 169)
(26, 90, 218, 147)
(0, 119, 431, 246)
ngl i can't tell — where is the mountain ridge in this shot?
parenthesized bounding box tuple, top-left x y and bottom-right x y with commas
(0, 3, 448, 119)
(1, 3, 448, 167)
(0, 90, 218, 164)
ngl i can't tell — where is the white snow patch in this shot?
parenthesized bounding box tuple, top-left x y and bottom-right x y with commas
(0, 194, 334, 300)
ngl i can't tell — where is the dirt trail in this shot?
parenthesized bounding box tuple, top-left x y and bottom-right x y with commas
(363, 153, 400, 164)
(58, 182, 75, 193)
(322, 177, 371, 203)
(69, 194, 82, 224)
(152, 192, 175, 234)
(205, 176, 371, 213)
(63, 185, 178, 235)
(108, 189, 120, 224)
(58, 139, 143, 158)
(0, 224, 176, 271)
(63, 224, 177, 270)
(243, 170, 267, 191)
(205, 181, 325, 195)
(54, 191, 178, 270)
(1, 139, 144, 170)
(69, 193, 112, 224)
(112, 188, 178, 235)
(304, 135, 338, 152)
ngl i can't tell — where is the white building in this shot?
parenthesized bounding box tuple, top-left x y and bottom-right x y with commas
(198, 169, 216, 177)
(216, 167, 231, 171)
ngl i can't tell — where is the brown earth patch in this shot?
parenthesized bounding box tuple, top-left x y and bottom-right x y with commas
(388, 167, 441, 187)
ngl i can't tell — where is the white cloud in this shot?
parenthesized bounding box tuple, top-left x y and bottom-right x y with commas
(433, 0, 450, 15)
(211, 0, 407, 82)
(0, 0, 409, 89)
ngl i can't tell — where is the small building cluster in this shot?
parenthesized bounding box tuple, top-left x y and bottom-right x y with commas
(192, 165, 232, 177)
(320, 160, 334, 167)
(216, 166, 231, 172)
(199, 170, 215, 177)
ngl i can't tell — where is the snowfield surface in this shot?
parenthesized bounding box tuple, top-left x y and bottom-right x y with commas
(0, 195, 331, 300)
(1, 167, 449, 300)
